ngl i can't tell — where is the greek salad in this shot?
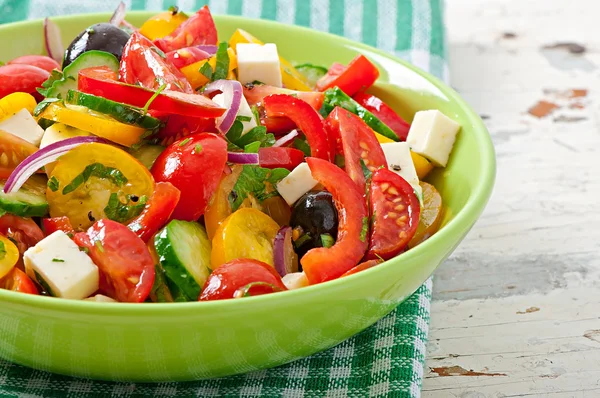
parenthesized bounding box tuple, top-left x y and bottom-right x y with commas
(0, 4, 460, 303)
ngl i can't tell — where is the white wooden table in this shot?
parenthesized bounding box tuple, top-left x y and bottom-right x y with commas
(423, 0, 600, 396)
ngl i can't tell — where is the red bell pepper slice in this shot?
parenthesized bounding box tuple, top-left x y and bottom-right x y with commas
(353, 93, 411, 141)
(119, 32, 193, 93)
(154, 6, 218, 53)
(42, 216, 75, 236)
(78, 66, 225, 118)
(128, 182, 181, 242)
(263, 94, 331, 161)
(315, 55, 379, 96)
(258, 147, 305, 171)
(301, 157, 368, 284)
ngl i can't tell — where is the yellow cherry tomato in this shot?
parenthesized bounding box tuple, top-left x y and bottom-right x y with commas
(410, 151, 434, 179)
(0, 92, 37, 121)
(180, 48, 237, 90)
(139, 9, 188, 41)
(47, 143, 154, 231)
(408, 182, 443, 248)
(229, 29, 312, 91)
(0, 235, 20, 279)
(204, 166, 243, 240)
(211, 208, 280, 270)
(38, 103, 147, 147)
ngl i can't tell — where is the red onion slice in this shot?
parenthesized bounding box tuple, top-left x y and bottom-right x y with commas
(109, 1, 126, 26)
(3, 136, 108, 194)
(273, 226, 298, 277)
(44, 18, 64, 64)
(204, 80, 243, 134)
(274, 129, 299, 147)
(227, 152, 259, 165)
(120, 20, 138, 32)
(196, 45, 218, 55)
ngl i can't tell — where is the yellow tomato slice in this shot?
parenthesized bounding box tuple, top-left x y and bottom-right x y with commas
(47, 143, 154, 231)
(408, 182, 443, 248)
(211, 208, 280, 270)
(0, 235, 20, 279)
(38, 103, 147, 147)
(139, 10, 188, 41)
(204, 166, 243, 240)
(229, 28, 312, 91)
(0, 92, 37, 121)
(410, 151, 434, 179)
(180, 48, 237, 90)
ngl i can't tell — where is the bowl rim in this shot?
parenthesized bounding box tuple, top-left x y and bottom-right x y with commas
(0, 12, 496, 314)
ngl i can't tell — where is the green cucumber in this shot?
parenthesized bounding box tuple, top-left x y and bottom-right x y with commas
(149, 264, 174, 303)
(154, 220, 211, 300)
(45, 50, 119, 100)
(129, 144, 165, 170)
(295, 63, 328, 87)
(321, 87, 399, 142)
(0, 175, 49, 217)
(65, 90, 162, 130)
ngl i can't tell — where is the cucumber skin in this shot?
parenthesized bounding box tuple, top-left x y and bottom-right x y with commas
(149, 263, 174, 303)
(0, 177, 49, 217)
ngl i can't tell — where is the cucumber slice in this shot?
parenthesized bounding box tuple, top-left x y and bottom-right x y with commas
(46, 50, 119, 100)
(0, 175, 49, 217)
(65, 90, 162, 130)
(129, 145, 165, 170)
(154, 220, 211, 300)
(149, 263, 174, 303)
(295, 63, 328, 88)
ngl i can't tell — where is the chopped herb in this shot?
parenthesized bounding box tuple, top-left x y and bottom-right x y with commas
(52, 258, 65, 262)
(33, 270, 55, 296)
(104, 193, 147, 223)
(225, 120, 244, 147)
(130, 129, 156, 151)
(360, 159, 373, 181)
(294, 233, 312, 248)
(334, 154, 345, 168)
(168, 5, 179, 14)
(67, 233, 74, 239)
(152, 46, 167, 59)
(87, 28, 95, 34)
(289, 93, 298, 98)
(360, 216, 369, 242)
(293, 138, 311, 157)
(179, 138, 191, 147)
(62, 163, 128, 195)
(320, 233, 335, 248)
(33, 97, 61, 116)
(79, 246, 89, 254)
(250, 80, 265, 85)
(212, 42, 230, 81)
(0, 241, 5, 260)
(244, 141, 261, 153)
(374, 253, 385, 262)
(47, 176, 59, 192)
(251, 105, 261, 124)
(199, 63, 213, 80)
(194, 144, 203, 153)
(141, 83, 167, 115)
(94, 240, 105, 253)
(227, 124, 274, 151)
(236, 115, 252, 122)
(229, 165, 290, 211)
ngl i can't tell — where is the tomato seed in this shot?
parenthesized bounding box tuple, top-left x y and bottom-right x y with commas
(380, 183, 390, 192)
(398, 231, 407, 238)
(395, 204, 405, 211)
(387, 212, 398, 219)
(388, 187, 399, 195)
(393, 197, 403, 203)
(361, 151, 368, 158)
(359, 141, 369, 150)
(0, 153, 8, 166)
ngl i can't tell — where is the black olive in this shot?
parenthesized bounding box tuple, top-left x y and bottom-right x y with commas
(63, 23, 130, 69)
(290, 191, 338, 261)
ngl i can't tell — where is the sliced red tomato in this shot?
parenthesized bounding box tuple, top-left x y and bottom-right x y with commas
(119, 31, 193, 93)
(258, 147, 304, 171)
(0, 64, 50, 100)
(166, 47, 212, 69)
(0, 268, 38, 294)
(263, 94, 331, 161)
(0, 214, 44, 254)
(0, 130, 39, 179)
(341, 259, 382, 277)
(74, 219, 155, 302)
(151, 112, 217, 146)
(78, 66, 225, 118)
(8, 55, 61, 73)
(199, 258, 287, 301)
(154, 5, 218, 52)
(128, 182, 181, 242)
(301, 158, 368, 284)
(151, 133, 227, 221)
(261, 114, 297, 134)
(243, 84, 324, 110)
(326, 107, 387, 189)
(42, 217, 75, 236)
(353, 93, 411, 141)
(315, 55, 379, 96)
(366, 168, 421, 260)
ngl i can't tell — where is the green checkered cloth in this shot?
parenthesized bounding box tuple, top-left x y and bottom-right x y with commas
(0, 0, 444, 396)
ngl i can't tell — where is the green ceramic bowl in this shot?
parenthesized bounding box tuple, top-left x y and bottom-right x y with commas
(0, 12, 495, 381)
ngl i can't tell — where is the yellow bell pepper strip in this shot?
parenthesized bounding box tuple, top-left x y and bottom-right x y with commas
(0, 92, 37, 121)
(37, 103, 147, 147)
(374, 131, 434, 179)
(180, 48, 237, 90)
(0, 235, 20, 279)
(229, 29, 312, 91)
(139, 9, 188, 41)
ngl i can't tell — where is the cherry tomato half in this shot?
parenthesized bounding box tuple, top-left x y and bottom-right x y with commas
(128, 182, 181, 242)
(315, 55, 379, 96)
(204, 166, 243, 240)
(0, 64, 50, 100)
(8, 55, 61, 73)
(366, 168, 421, 260)
(152, 112, 216, 146)
(408, 182, 443, 248)
(154, 6, 218, 53)
(74, 219, 155, 302)
(353, 93, 411, 141)
(341, 259, 382, 277)
(243, 84, 324, 110)
(151, 133, 227, 221)
(0, 268, 39, 295)
(0, 214, 44, 255)
(0, 129, 39, 179)
(199, 258, 287, 301)
(258, 147, 305, 171)
(0, 235, 20, 279)
(42, 216, 75, 236)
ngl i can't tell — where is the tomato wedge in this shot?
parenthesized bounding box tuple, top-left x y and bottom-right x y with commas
(325, 107, 387, 189)
(152, 112, 216, 146)
(0, 268, 38, 294)
(166, 47, 212, 69)
(151, 133, 227, 221)
(353, 93, 411, 141)
(264, 94, 331, 161)
(243, 84, 324, 110)
(301, 158, 368, 284)
(315, 55, 379, 96)
(74, 219, 155, 303)
(366, 169, 421, 260)
(128, 182, 181, 242)
(341, 259, 383, 277)
(155, 5, 218, 52)
(0, 214, 44, 254)
(0, 129, 39, 179)
(42, 217, 75, 236)
(199, 258, 287, 301)
(78, 66, 225, 118)
(258, 147, 304, 171)
(119, 32, 193, 93)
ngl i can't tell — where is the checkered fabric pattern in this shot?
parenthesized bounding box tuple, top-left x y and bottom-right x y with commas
(0, 1, 444, 396)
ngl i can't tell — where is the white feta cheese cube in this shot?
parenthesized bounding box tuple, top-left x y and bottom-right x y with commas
(381, 142, 422, 200)
(24, 231, 99, 300)
(0, 108, 44, 146)
(212, 93, 257, 135)
(276, 163, 318, 206)
(236, 43, 283, 87)
(85, 294, 117, 302)
(40, 122, 91, 149)
(282, 272, 309, 290)
(406, 110, 460, 167)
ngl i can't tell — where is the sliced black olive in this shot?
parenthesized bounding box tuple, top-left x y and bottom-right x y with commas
(289, 190, 338, 261)
(63, 23, 130, 68)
